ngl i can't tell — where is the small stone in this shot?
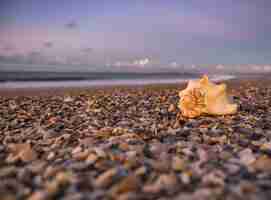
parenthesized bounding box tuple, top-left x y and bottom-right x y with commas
(126, 151, 137, 159)
(149, 159, 170, 172)
(80, 138, 95, 148)
(197, 148, 209, 163)
(54, 123, 65, 132)
(180, 171, 192, 184)
(94, 168, 118, 188)
(202, 170, 225, 186)
(168, 104, 176, 112)
(143, 173, 178, 194)
(206, 135, 227, 145)
(224, 163, 240, 175)
(172, 156, 186, 171)
(251, 156, 271, 172)
(73, 150, 89, 161)
(47, 152, 55, 161)
(237, 127, 253, 135)
(210, 127, 225, 136)
(44, 166, 62, 178)
(239, 181, 258, 193)
(7, 143, 37, 163)
(260, 142, 271, 151)
(72, 146, 83, 155)
(94, 147, 107, 158)
(27, 161, 46, 174)
(17, 168, 32, 183)
(64, 96, 73, 102)
(86, 153, 98, 165)
(0, 145, 5, 152)
(119, 142, 130, 151)
(135, 166, 147, 177)
(69, 162, 89, 171)
(118, 192, 138, 200)
(238, 148, 256, 166)
(110, 175, 140, 196)
(86, 190, 105, 199)
(219, 151, 233, 160)
(62, 193, 85, 200)
(55, 171, 73, 185)
(45, 180, 59, 195)
(27, 191, 48, 200)
(192, 188, 213, 200)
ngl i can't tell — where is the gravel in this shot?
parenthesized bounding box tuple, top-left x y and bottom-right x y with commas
(0, 79, 271, 199)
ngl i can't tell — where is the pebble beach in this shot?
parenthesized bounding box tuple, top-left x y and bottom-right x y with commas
(0, 77, 271, 200)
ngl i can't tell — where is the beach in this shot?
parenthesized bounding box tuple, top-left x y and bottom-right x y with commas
(0, 76, 271, 200)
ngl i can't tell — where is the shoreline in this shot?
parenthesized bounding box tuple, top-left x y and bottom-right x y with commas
(0, 75, 269, 97)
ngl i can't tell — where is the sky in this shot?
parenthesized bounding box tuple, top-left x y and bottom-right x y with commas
(0, 0, 271, 72)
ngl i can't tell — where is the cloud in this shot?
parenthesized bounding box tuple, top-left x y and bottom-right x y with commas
(191, 64, 197, 69)
(81, 48, 93, 53)
(133, 58, 150, 67)
(65, 21, 78, 29)
(251, 65, 262, 71)
(44, 42, 53, 48)
(28, 51, 41, 57)
(3, 46, 13, 51)
(24, 51, 45, 64)
(0, 51, 47, 65)
(2, 44, 14, 51)
(263, 65, 271, 72)
(216, 64, 224, 70)
(110, 58, 152, 68)
(169, 62, 179, 68)
(0, 54, 25, 64)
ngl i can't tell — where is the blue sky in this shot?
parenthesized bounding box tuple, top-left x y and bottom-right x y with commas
(0, 0, 271, 71)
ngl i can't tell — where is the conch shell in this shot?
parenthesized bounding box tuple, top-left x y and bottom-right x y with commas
(178, 75, 237, 118)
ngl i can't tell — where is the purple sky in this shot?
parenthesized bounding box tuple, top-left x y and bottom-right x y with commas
(0, 0, 271, 71)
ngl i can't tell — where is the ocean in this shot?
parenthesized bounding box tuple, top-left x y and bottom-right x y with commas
(0, 71, 235, 89)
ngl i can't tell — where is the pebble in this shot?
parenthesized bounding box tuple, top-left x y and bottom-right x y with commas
(109, 175, 140, 196)
(172, 156, 186, 171)
(135, 166, 147, 177)
(94, 147, 107, 158)
(72, 146, 83, 155)
(224, 163, 241, 175)
(239, 148, 256, 166)
(27, 191, 48, 200)
(86, 153, 98, 165)
(7, 143, 37, 163)
(168, 104, 176, 112)
(260, 142, 271, 151)
(180, 171, 192, 184)
(202, 170, 225, 187)
(94, 168, 119, 188)
(143, 173, 178, 194)
(1, 79, 271, 199)
(47, 152, 56, 161)
(251, 156, 271, 172)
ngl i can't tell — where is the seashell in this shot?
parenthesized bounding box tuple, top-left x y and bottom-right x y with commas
(178, 75, 237, 118)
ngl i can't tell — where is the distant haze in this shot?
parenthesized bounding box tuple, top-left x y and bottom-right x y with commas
(1, 0, 271, 73)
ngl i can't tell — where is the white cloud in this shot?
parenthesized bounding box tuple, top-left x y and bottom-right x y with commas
(110, 57, 152, 68)
(216, 64, 224, 70)
(191, 64, 197, 69)
(169, 62, 179, 68)
(133, 58, 150, 66)
(251, 65, 261, 71)
(263, 65, 271, 72)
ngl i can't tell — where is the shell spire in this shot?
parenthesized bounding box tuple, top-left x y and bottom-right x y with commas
(178, 75, 238, 118)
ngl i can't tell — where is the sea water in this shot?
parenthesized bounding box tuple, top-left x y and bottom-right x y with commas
(0, 71, 235, 89)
